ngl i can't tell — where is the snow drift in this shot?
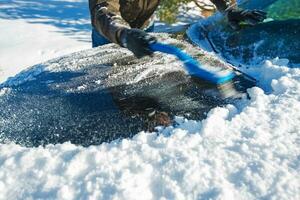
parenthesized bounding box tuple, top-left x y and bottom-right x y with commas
(0, 49, 299, 199)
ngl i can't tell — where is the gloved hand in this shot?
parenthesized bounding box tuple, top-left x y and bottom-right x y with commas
(226, 8, 267, 30)
(120, 28, 157, 58)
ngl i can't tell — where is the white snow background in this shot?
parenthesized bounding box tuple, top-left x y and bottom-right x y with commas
(0, 0, 91, 83)
(0, 0, 299, 200)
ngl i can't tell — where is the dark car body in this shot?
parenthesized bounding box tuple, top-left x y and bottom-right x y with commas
(187, 0, 300, 66)
(0, 36, 254, 147)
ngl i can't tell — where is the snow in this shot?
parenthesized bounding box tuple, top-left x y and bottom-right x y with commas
(0, 0, 90, 83)
(0, 0, 300, 200)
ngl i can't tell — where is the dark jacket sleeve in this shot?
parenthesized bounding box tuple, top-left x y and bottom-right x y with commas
(89, 0, 130, 45)
(210, 0, 234, 12)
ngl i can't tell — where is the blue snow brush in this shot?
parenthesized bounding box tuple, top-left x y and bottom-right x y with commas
(149, 42, 235, 85)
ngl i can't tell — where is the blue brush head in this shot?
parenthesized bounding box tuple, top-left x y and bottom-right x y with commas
(149, 42, 235, 85)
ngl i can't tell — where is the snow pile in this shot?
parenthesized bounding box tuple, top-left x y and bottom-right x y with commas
(0, 59, 299, 199)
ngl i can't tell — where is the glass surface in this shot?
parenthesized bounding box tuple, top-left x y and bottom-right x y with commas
(266, 0, 300, 20)
(203, 0, 300, 66)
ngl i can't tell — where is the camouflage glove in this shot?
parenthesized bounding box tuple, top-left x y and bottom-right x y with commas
(120, 28, 157, 58)
(226, 8, 267, 30)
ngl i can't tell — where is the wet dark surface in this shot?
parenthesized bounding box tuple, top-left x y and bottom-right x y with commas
(208, 19, 300, 66)
(188, 0, 300, 67)
(0, 40, 255, 147)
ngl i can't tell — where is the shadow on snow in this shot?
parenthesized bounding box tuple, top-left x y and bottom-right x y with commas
(0, 0, 91, 42)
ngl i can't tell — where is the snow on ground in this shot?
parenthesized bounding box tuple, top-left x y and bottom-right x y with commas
(0, 0, 300, 200)
(0, 0, 91, 83)
(0, 58, 299, 200)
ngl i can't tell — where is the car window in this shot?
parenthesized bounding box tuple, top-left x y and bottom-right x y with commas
(266, 0, 300, 20)
(238, 0, 278, 10)
(239, 0, 299, 20)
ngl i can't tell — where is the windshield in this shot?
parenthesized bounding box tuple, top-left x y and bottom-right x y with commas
(239, 0, 300, 20)
(266, 0, 300, 20)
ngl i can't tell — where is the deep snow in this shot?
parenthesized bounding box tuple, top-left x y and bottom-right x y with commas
(1, 57, 299, 200)
(0, 0, 300, 200)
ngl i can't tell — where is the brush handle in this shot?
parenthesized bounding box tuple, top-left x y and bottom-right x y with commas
(149, 42, 234, 84)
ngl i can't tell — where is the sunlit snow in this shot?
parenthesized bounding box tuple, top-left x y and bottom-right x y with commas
(0, 0, 299, 200)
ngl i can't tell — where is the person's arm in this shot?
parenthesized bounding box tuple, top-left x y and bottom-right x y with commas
(89, 0, 129, 44)
(210, 0, 267, 30)
(210, 0, 232, 13)
(89, 0, 156, 58)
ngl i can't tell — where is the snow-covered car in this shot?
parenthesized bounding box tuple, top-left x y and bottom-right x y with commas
(0, 36, 254, 147)
(188, 0, 300, 66)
